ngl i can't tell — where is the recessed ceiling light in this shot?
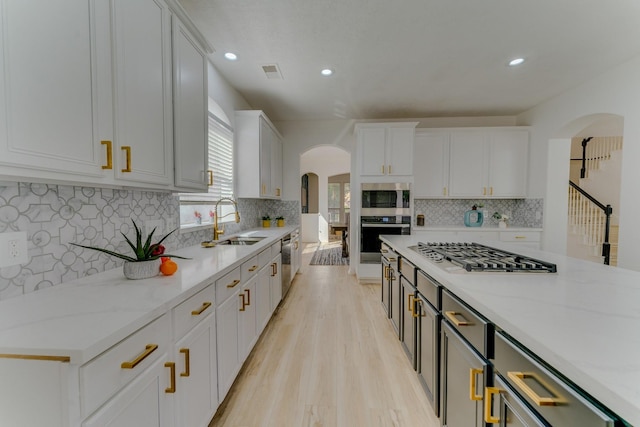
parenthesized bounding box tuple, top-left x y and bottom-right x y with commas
(224, 52, 238, 61)
(321, 68, 333, 76)
(508, 57, 525, 66)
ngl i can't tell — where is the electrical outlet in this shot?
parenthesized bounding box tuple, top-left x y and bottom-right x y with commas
(0, 231, 28, 268)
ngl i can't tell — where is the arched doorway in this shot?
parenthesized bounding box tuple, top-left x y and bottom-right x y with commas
(545, 113, 623, 265)
(300, 146, 351, 243)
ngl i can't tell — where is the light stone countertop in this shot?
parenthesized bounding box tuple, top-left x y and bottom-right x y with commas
(0, 226, 297, 365)
(381, 234, 640, 426)
(411, 225, 543, 232)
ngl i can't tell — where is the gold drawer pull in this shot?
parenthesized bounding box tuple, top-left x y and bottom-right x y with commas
(470, 368, 483, 401)
(483, 187, 487, 195)
(191, 301, 212, 316)
(208, 170, 213, 186)
(165, 361, 176, 393)
(239, 294, 246, 311)
(515, 236, 526, 239)
(507, 371, 565, 406)
(271, 262, 278, 276)
(388, 165, 392, 174)
(245, 289, 251, 306)
(121, 146, 132, 172)
(445, 311, 474, 327)
(443, 187, 447, 196)
(407, 294, 414, 315)
(121, 344, 158, 369)
(490, 186, 493, 196)
(226, 279, 240, 288)
(101, 140, 113, 170)
(388, 257, 397, 262)
(484, 386, 500, 423)
(380, 249, 389, 254)
(248, 265, 258, 272)
(381, 165, 385, 174)
(180, 348, 190, 377)
(276, 188, 281, 197)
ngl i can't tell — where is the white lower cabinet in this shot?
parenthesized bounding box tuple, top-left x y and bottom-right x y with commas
(82, 355, 174, 427)
(239, 276, 258, 361)
(257, 263, 273, 334)
(215, 282, 242, 401)
(270, 254, 283, 312)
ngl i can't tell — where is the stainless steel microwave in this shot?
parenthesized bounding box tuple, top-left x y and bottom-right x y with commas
(361, 183, 410, 216)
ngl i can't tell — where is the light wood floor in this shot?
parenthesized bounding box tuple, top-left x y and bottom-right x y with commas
(209, 242, 440, 427)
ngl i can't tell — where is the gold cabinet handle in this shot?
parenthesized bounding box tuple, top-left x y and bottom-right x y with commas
(101, 140, 113, 170)
(121, 146, 132, 172)
(388, 257, 397, 262)
(165, 361, 176, 393)
(179, 348, 190, 377)
(483, 187, 487, 196)
(381, 165, 385, 174)
(262, 184, 266, 195)
(445, 311, 474, 327)
(490, 186, 494, 196)
(248, 265, 258, 272)
(272, 262, 278, 276)
(412, 299, 424, 318)
(208, 170, 213, 186)
(191, 301, 212, 316)
(294, 241, 299, 250)
(388, 165, 392, 174)
(443, 187, 447, 196)
(276, 188, 281, 197)
(515, 236, 526, 239)
(383, 265, 389, 280)
(484, 386, 500, 423)
(381, 249, 389, 254)
(407, 294, 414, 315)
(226, 279, 241, 288)
(121, 344, 158, 369)
(239, 293, 246, 311)
(245, 288, 251, 306)
(470, 368, 483, 401)
(507, 371, 565, 406)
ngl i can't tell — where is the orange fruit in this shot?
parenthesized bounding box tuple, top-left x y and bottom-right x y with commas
(160, 260, 178, 275)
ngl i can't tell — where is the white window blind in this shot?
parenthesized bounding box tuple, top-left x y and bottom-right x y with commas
(180, 113, 234, 203)
(208, 114, 234, 200)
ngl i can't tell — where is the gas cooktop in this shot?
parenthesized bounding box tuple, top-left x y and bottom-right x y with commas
(410, 242, 557, 273)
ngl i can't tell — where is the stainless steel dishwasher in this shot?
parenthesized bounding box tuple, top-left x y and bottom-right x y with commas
(281, 232, 292, 297)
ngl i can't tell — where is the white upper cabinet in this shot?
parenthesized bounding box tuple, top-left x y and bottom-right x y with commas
(0, 0, 105, 179)
(413, 130, 450, 198)
(356, 122, 418, 177)
(236, 110, 283, 199)
(107, 0, 173, 186)
(448, 127, 529, 198)
(172, 15, 208, 191)
(0, 0, 209, 191)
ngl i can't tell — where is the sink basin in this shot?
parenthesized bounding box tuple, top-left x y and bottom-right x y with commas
(201, 236, 266, 247)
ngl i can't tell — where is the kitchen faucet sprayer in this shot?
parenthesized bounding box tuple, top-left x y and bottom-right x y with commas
(213, 197, 240, 241)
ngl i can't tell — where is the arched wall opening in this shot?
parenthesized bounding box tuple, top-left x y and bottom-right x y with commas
(300, 145, 351, 243)
(545, 113, 624, 258)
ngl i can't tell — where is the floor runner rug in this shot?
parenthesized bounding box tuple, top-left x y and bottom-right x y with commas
(309, 245, 350, 265)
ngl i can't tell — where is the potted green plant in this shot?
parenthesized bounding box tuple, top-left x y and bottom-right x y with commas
(262, 215, 271, 228)
(276, 216, 285, 227)
(71, 220, 188, 279)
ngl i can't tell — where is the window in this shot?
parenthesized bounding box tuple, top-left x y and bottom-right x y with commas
(179, 110, 235, 226)
(327, 177, 350, 225)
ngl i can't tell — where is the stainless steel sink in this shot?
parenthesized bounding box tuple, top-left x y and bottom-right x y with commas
(201, 236, 266, 247)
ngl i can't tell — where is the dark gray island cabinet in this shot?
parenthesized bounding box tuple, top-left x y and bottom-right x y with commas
(380, 235, 637, 426)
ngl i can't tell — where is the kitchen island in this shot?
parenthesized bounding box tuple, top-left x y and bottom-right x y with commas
(381, 234, 640, 426)
(0, 226, 298, 427)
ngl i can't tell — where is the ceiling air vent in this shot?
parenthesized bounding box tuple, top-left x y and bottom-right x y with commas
(262, 64, 283, 79)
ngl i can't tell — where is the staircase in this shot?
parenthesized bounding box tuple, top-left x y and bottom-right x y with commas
(567, 136, 622, 266)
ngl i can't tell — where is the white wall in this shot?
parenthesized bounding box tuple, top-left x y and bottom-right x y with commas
(208, 62, 252, 128)
(517, 55, 640, 270)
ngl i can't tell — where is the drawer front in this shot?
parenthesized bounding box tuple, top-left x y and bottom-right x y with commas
(216, 267, 242, 304)
(258, 247, 272, 269)
(270, 241, 282, 258)
(241, 255, 260, 282)
(80, 314, 170, 417)
(499, 231, 540, 242)
(381, 243, 398, 265)
(416, 270, 440, 310)
(442, 290, 492, 357)
(173, 284, 215, 339)
(493, 331, 615, 426)
(398, 257, 416, 285)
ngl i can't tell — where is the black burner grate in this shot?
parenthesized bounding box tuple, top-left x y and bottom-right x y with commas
(413, 242, 557, 273)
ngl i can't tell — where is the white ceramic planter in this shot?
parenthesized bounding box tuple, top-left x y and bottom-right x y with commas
(123, 259, 161, 280)
(498, 220, 507, 229)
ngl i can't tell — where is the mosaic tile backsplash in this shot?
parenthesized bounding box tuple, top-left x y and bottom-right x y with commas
(413, 198, 543, 228)
(0, 182, 299, 300)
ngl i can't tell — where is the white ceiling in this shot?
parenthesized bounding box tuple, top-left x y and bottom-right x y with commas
(178, 0, 640, 122)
